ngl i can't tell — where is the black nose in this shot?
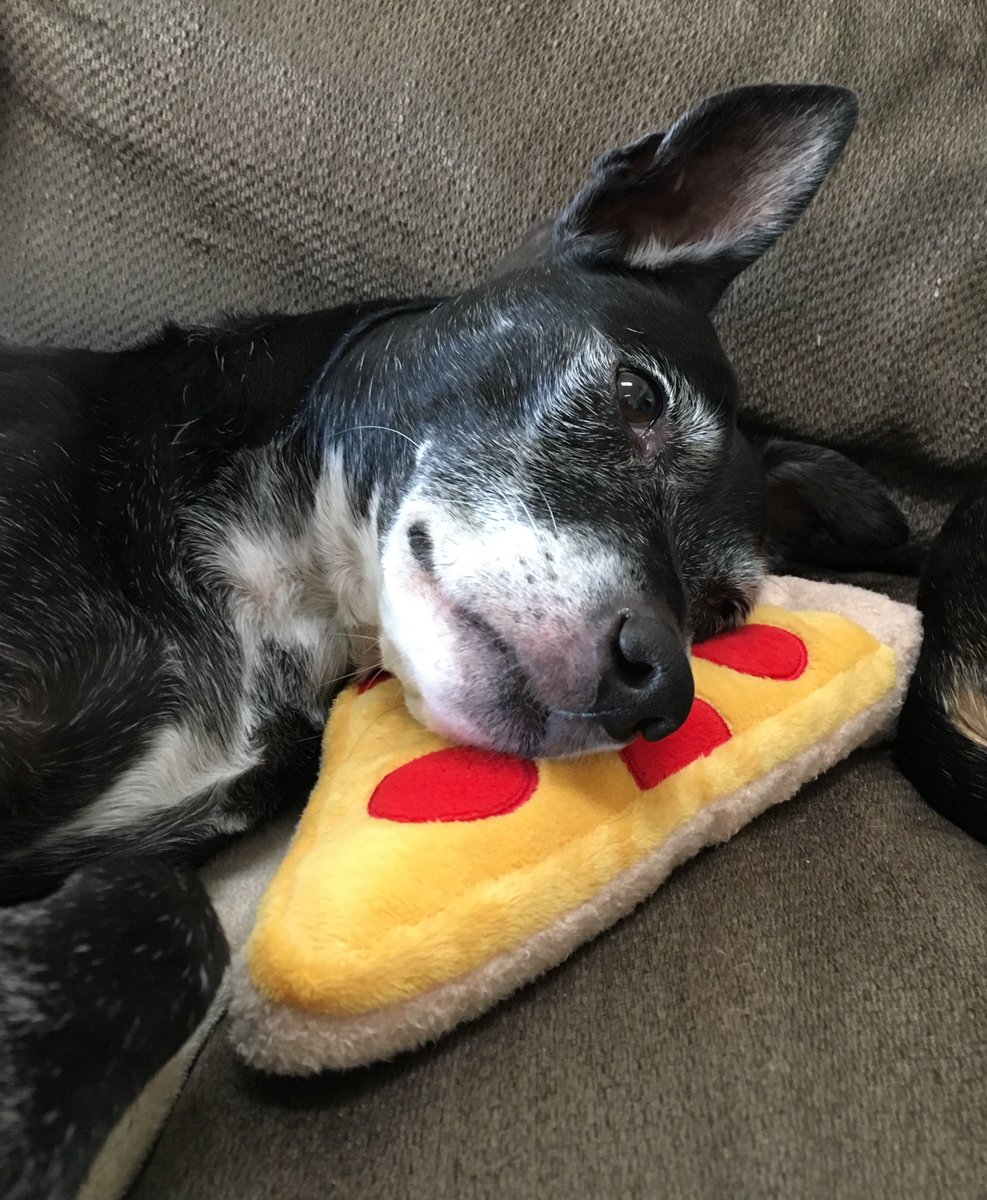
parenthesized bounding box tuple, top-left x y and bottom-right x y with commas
(595, 612, 694, 742)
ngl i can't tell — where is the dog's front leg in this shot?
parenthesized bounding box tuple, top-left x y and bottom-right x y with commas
(0, 860, 228, 1200)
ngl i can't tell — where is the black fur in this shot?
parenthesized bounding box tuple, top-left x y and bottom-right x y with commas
(0, 300, 431, 901)
(896, 482, 987, 842)
(0, 861, 227, 1200)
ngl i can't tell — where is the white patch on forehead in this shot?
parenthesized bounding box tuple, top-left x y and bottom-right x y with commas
(491, 311, 518, 337)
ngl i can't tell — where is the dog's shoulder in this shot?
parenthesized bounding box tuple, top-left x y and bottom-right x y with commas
(0, 297, 424, 458)
(111, 298, 435, 449)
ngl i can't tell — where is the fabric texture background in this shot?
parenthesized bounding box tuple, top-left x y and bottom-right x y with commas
(0, 1, 985, 1197)
(1, 0, 985, 536)
(136, 750, 987, 1200)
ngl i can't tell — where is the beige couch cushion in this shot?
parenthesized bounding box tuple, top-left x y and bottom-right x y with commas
(1, 0, 985, 540)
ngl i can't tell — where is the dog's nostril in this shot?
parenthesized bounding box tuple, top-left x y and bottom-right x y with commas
(636, 716, 679, 742)
(408, 523, 436, 575)
(612, 613, 657, 689)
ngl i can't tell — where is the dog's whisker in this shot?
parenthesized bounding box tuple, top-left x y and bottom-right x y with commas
(332, 424, 422, 452)
(319, 654, 387, 693)
(530, 481, 560, 539)
(514, 494, 540, 540)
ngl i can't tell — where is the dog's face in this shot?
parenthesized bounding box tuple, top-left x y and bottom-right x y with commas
(374, 271, 761, 756)
(336, 85, 907, 757)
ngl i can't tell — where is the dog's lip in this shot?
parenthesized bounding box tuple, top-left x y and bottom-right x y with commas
(551, 706, 616, 719)
(401, 667, 626, 759)
(550, 707, 679, 745)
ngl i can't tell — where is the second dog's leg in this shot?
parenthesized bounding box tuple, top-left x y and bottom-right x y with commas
(895, 482, 987, 842)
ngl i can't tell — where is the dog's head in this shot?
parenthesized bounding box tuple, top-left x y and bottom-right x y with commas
(331, 84, 906, 757)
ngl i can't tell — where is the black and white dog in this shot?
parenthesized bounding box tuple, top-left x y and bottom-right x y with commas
(1, 84, 916, 1198)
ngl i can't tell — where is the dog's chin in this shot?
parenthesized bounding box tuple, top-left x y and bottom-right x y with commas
(400, 681, 625, 759)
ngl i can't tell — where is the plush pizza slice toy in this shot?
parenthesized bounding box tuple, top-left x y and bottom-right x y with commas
(230, 577, 920, 1073)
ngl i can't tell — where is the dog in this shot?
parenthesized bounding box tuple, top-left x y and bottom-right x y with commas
(0, 83, 913, 1199)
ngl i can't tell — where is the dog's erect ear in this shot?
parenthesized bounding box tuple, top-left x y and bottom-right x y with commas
(555, 83, 859, 307)
(761, 439, 909, 551)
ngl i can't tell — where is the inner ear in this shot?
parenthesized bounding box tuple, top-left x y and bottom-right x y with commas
(555, 83, 858, 306)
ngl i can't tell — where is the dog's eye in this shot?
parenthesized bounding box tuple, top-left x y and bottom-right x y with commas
(616, 369, 666, 428)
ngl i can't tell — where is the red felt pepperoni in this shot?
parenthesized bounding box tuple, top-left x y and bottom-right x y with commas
(369, 747, 539, 822)
(620, 697, 732, 791)
(357, 670, 393, 694)
(692, 624, 808, 681)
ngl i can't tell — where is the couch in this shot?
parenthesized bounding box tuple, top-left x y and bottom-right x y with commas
(1, 1, 985, 1196)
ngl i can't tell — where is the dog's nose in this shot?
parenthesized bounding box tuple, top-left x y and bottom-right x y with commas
(595, 612, 694, 742)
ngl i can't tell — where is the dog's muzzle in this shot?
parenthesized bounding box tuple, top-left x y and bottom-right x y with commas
(380, 514, 697, 757)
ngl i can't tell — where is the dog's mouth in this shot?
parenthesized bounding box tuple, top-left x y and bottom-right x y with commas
(390, 637, 620, 760)
(378, 564, 695, 759)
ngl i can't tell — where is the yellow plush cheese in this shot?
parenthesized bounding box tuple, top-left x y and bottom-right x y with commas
(247, 604, 895, 1017)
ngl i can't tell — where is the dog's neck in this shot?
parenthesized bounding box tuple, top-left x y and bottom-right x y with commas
(196, 301, 437, 681)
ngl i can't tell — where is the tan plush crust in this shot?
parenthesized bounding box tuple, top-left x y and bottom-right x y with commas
(229, 579, 921, 1074)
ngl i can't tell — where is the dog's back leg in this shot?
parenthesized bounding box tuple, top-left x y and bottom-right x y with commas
(0, 859, 228, 1200)
(895, 481, 987, 842)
